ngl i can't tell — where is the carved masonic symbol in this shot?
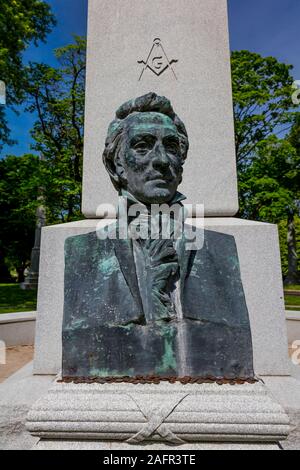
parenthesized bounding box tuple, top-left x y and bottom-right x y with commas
(138, 38, 178, 81)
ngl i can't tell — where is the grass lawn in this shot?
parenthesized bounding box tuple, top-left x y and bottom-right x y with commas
(284, 294, 300, 311)
(284, 284, 300, 291)
(284, 284, 300, 311)
(0, 283, 37, 314)
(0, 282, 299, 314)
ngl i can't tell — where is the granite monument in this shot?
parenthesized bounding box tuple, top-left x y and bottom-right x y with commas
(24, 1, 293, 450)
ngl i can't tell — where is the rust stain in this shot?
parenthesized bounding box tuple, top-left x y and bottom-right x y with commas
(59, 375, 258, 386)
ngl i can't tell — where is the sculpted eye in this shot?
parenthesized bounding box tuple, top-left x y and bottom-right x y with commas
(133, 141, 150, 154)
(163, 136, 180, 154)
(166, 142, 180, 155)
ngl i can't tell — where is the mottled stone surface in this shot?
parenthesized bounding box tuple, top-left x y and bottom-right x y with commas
(33, 441, 281, 450)
(2, 365, 300, 449)
(33, 218, 289, 376)
(82, 0, 239, 217)
(62, 225, 253, 379)
(281, 412, 300, 450)
(0, 362, 54, 450)
(26, 381, 289, 444)
(0, 312, 36, 348)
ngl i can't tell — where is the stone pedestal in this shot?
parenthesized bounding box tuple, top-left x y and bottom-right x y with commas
(27, 381, 289, 449)
(32, 441, 282, 450)
(26, 216, 293, 449)
(33, 218, 290, 377)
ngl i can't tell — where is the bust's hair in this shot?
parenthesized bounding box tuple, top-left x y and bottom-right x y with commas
(102, 92, 189, 191)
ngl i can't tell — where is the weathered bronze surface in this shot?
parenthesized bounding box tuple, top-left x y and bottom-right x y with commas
(60, 376, 258, 385)
(62, 93, 254, 380)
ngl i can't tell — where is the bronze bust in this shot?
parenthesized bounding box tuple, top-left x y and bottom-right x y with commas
(62, 93, 254, 380)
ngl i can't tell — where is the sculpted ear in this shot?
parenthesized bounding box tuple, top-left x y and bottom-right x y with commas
(103, 154, 127, 190)
(115, 156, 127, 184)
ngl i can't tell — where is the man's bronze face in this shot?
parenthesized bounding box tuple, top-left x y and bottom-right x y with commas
(118, 112, 183, 204)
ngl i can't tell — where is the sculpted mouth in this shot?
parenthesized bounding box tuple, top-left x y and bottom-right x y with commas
(148, 179, 170, 187)
(147, 175, 172, 183)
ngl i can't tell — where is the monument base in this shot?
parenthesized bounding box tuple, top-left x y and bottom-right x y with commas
(34, 218, 289, 377)
(2, 363, 300, 449)
(26, 217, 293, 450)
(33, 441, 281, 450)
(26, 380, 289, 447)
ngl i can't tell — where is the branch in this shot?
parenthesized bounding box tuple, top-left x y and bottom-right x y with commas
(34, 93, 63, 153)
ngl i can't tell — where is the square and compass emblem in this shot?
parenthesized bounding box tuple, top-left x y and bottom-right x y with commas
(138, 38, 178, 81)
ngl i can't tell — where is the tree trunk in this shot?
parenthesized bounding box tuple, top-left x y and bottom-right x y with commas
(16, 266, 25, 284)
(67, 196, 74, 222)
(284, 210, 299, 285)
(0, 255, 12, 283)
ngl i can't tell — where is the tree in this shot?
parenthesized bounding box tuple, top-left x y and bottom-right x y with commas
(231, 50, 296, 168)
(0, 154, 42, 282)
(0, 0, 56, 150)
(285, 114, 300, 284)
(278, 217, 300, 280)
(0, 37, 86, 282)
(239, 135, 300, 284)
(25, 36, 86, 223)
(289, 113, 300, 154)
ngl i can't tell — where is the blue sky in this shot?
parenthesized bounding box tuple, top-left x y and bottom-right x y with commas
(2, 0, 300, 157)
(2, 0, 88, 157)
(228, 0, 300, 77)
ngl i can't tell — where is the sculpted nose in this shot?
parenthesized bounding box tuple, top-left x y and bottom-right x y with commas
(152, 144, 169, 170)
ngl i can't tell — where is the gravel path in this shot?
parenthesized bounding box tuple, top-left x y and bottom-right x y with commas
(0, 345, 34, 383)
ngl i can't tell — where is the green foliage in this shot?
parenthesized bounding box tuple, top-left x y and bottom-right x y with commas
(0, 0, 56, 150)
(232, 50, 296, 167)
(289, 113, 300, 154)
(0, 37, 86, 281)
(238, 134, 300, 281)
(278, 217, 300, 277)
(239, 135, 300, 221)
(0, 154, 42, 280)
(25, 36, 86, 222)
(232, 51, 300, 283)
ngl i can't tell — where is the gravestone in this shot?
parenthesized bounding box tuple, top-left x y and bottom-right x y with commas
(26, 0, 294, 449)
(22, 205, 46, 290)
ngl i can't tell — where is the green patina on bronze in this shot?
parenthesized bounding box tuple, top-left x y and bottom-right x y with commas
(62, 93, 254, 380)
(154, 323, 177, 375)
